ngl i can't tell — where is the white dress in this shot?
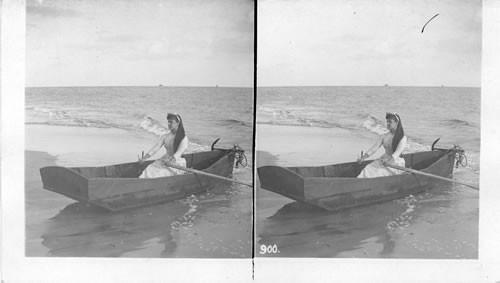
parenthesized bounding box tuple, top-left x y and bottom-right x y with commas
(357, 134, 407, 178)
(139, 133, 188, 178)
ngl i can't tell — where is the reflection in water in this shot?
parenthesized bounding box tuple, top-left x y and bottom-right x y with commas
(41, 201, 187, 257)
(39, 182, 251, 258)
(258, 181, 479, 258)
(160, 231, 177, 257)
(258, 199, 405, 257)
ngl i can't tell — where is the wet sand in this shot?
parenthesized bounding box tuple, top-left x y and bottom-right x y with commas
(25, 124, 252, 258)
(255, 124, 479, 258)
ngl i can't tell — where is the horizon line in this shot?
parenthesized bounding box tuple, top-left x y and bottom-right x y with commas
(256, 84, 481, 88)
(25, 84, 482, 88)
(25, 85, 254, 88)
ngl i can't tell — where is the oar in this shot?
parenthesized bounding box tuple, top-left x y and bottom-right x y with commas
(382, 161, 479, 190)
(166, 163, 253, 188)
(138, 151, 144, 162)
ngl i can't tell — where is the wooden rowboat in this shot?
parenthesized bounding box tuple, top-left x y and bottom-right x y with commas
(258, 143, 464, 211)
(40, 145, 242, 211)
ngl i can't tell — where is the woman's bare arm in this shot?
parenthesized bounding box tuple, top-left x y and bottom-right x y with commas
(365, 134, 384, 157)
(144, 135, 166, 159)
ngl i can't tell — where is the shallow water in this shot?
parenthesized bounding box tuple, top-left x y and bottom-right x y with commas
(257, 183, 478, 258)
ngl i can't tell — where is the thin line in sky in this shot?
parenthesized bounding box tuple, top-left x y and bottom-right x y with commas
(421, 13, 440, 33)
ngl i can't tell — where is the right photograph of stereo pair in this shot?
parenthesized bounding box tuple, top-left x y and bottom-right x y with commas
(255, 0, 480, 258)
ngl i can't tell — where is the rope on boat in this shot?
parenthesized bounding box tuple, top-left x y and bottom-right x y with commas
(452, 144, 467, 168)
(211, 139, 247, 168)
(231, 144, 247, 168)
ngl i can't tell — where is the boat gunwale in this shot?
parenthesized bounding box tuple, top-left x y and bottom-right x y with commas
(40, 165, 90, 180)
(90, 149, 234, 182)
(41, 149, 233, 182)
(283, 149, 452, 181)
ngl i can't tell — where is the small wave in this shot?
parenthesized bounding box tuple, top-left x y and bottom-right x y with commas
(25, 117, 117, 129)
(132, 113, 149, 119)
(439, 118, 475, 128)
(26, 106, 121, 129)
(25, 121, 112, 129)
(257, 106, 347, 128)
(362, 115, 388, 135)
(257, 120, 344, 129)
(257, 105, 280, 113)
(26, 106, 68, 119)
(258, 105, 293, 120)
(355, 112, 370, 119)
(218, 118, 252, 128)
(139, 116, 169, 136)
(296, 117, 342, 128)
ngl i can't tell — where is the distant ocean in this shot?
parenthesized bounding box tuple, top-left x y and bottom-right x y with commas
(26, 86, 254, 161)
(258, 86, 480, 174)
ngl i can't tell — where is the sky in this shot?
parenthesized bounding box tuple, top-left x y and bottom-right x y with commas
(26, 0, 254, 87)
(258, 0, 482, 87)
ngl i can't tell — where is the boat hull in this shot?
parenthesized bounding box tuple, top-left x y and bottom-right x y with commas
(40, 149, 236, 211)
(258, 149, 456, 211)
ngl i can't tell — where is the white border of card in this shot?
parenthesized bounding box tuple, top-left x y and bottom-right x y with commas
(2, 0, 500, 282)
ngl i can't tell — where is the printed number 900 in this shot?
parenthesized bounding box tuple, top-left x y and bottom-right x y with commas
(259, 244, 279, 254)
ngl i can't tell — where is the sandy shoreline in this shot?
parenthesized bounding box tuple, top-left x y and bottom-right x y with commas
(25, 124, 252, 258)
(255, 123, 479, 258)
(256, 123, 373, 166)
(26, 124, 153, 166)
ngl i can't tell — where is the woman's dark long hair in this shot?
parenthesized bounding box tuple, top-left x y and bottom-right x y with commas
(386, 112, 404, 153)
(167, 113, 186, 152)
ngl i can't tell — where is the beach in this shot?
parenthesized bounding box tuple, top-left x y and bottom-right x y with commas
(256, 124, 478, 258)
(25, 123, 252, 258)
(255, 86, 480, 258)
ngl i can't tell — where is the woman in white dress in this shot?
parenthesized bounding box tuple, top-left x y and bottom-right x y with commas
(139, 113, 189, 178)
(357, 112, 407, 178)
